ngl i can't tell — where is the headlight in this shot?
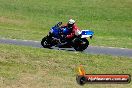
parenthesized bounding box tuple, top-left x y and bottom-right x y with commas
(50, 28, 53, 33)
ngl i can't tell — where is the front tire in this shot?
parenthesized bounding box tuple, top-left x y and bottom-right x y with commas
(41, 36, 52, 48)
(73, 38, 89, 51)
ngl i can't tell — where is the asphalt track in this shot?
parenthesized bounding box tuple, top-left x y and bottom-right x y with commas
(0, 38, 132, 58)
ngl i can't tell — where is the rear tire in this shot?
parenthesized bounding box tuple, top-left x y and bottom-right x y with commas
(73, 38, 89, 51)
(41, 36, 52, 48)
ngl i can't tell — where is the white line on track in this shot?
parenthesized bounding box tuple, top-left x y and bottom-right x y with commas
(1, 37, 132, 50)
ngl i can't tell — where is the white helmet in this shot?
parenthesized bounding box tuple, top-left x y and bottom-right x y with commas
(68, 19, 75, 24)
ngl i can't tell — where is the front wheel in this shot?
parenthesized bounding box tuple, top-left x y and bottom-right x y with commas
(41, 36, 52, 48)
(73, 38, 89, 51)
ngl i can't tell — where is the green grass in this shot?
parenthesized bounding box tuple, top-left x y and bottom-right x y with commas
(0, 44, 132, 88)
(0, 0, 132, 87)
(0, 0, 132, 48)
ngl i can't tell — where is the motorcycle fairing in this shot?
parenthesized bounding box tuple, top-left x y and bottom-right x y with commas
(50, 26, 70, 38)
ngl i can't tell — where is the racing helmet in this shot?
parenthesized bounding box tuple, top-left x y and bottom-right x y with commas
(67, 19, 75, 28)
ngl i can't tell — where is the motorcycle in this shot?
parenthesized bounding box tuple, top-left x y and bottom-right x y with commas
(41, 22, 94, 51)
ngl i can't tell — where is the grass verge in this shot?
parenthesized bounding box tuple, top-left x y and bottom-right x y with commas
(0, 44, 132, 88)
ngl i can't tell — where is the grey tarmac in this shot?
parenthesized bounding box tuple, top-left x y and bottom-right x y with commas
(0, 38, 132, 58)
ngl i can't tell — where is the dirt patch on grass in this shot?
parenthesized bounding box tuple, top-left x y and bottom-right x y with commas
(0, 16, 28, 25)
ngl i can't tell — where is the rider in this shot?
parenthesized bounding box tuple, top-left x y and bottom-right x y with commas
(59, 19, 81, 47)
(61, 19, 80, 39)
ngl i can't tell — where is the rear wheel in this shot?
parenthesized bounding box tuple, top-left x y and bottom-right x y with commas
(41, 36, 52, 48)
(73, 38, 89, 51)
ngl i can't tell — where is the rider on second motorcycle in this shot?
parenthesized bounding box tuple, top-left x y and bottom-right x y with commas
(59, 19, 81, 47)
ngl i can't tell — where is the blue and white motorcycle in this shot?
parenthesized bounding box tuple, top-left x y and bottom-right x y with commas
(41, 22, 94, 51)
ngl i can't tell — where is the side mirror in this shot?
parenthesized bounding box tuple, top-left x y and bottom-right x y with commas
(57, 22, 62, 26)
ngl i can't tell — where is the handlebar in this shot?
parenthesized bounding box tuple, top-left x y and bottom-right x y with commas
(56, 22, 62, 27)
